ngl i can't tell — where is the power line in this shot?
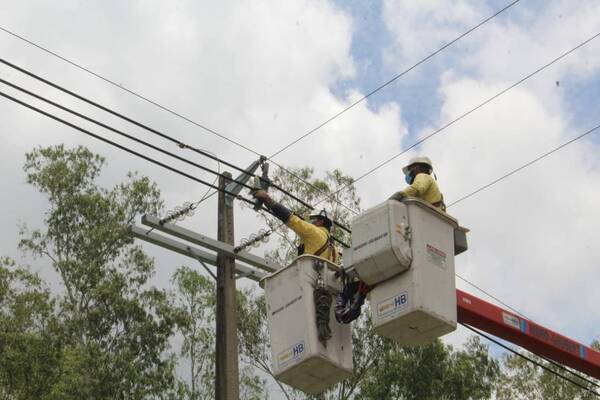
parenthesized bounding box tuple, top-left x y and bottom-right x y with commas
(0, 89, 260, 208)
(456, 274, 527, 318)
(461, 323, 600, 397)
(0, 77, 255, 191)
(0, 87, 351, 247)
(310, 30, 600, 211)
(0, 27, 357, 219)
(0, 57, 321, 216)
(0, 58, 244, 170)
(1, 28, 363, 229)
(447, 123, 600, 207)
(0, 26, 260, 157)
(267, 0, 522, 159)
(447, 122, 600, 389)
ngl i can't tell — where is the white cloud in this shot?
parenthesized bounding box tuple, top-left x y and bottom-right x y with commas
(382, 0, 487, 67)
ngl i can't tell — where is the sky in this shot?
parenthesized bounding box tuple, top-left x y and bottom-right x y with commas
(1, 0, 599, 396)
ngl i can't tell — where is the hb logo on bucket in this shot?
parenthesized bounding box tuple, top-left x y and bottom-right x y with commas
(277, 341, 305, 369)
(377, 292, 408, 318)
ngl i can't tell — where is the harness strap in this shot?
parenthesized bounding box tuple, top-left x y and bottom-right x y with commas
(314, 235, 330, 257)
(432, 194, 447, 212)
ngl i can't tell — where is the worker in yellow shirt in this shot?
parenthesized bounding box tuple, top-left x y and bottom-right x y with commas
(389, 156, 446, 211)
(252, 190, 338, 263)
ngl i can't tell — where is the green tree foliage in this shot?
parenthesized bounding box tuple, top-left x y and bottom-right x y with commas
(172, 265, 267, 400)
(357, 335, 499, 400)
(171, 266, 216, 400)
(496, 342, 600, 400)
(0, 257, 61, 400)
(7, 145, 181, 399)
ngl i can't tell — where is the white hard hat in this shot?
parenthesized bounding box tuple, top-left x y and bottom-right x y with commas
(402, 156, 433, 175)
(309, 209, 333, 229)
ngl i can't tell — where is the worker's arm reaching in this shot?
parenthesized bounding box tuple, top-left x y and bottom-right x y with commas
(253, 190, 334, 259)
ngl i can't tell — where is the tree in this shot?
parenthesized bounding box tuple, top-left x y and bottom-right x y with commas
(495, 342, 600, 400)
(0, 257, 62, 400)
(171, 266, 215, 400)
(172, 265, 267, 400)
(16, 145, 180, 399)
(356, 335, 499, 400)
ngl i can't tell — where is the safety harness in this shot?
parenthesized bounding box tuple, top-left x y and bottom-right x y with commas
(298, 232, 337, 263)
(432, 193, 447, 212)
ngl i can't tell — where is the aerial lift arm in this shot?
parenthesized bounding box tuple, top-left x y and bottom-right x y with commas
(457, 289, 600, 379)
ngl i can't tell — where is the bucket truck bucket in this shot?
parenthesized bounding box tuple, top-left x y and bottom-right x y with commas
(261, 255, 352, 394)
(345, 199, 467, 345)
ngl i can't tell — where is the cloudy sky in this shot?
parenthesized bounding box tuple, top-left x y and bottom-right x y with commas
(1, 0, 599, 394)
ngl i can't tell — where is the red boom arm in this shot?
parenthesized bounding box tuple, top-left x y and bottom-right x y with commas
(456, 289, 600, 379)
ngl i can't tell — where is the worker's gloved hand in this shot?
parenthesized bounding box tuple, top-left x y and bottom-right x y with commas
(253, 189, 270, 203)
(389, 191, 405, 202)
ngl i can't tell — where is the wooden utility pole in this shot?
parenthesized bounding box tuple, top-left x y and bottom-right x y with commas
(216, 172, 239, 400)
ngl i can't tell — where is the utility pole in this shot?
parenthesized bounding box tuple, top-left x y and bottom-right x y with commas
(216, 171, 239, 400)
(130, 158, 271, 398)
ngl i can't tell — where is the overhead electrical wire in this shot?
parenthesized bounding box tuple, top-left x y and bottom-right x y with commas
(0, 26, 358, 220)
(0, 58, 359, 234)
(455, 274, 526, 318)
(0, 57, 315, 216)
(461, 323, 600, 397)
(447, 123, 600, 207)
(267, 0, 522, 159)
(447, 120, 600, 388)
(260, 0, 521, 214)
(310, 30, 600, 212)
(0, 84, 350, 247)
(0, 77, 254, 191)
(4, 85, 596, 389)
(0, 89, 260, 208)
(0, 26, 261, 157)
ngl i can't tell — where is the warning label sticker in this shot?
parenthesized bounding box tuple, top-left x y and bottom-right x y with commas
(426, 244, 447, 269)
(502, 312, 520, 330)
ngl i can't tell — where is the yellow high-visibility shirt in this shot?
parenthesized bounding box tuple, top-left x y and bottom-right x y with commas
(400, 173, 444, 209)
(286, 215, 337, 263)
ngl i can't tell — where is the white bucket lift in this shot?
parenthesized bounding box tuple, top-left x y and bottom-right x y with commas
(261, 255, 353, 394)
(344, 198, 468, 345)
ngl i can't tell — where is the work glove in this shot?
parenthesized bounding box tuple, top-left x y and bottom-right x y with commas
(253, 189, 270, 203)
(389, 191, 405, 202)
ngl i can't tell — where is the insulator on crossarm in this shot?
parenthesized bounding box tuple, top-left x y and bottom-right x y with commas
(260, 229, 271, 243)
